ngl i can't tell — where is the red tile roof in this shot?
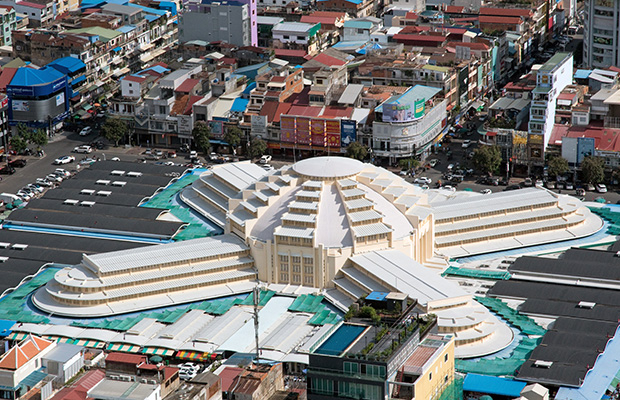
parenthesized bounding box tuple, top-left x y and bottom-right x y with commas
(50, 369, 105, 400)
(445, 5, 464, 13)
(123, 74, 147, 83)
(557, 92, 576, 101)
(0, 67, 17, 92)
(310, 11, 345, 18)
(403, 346, 437, 371)
(479, 7, 532, 17)
(271, 76, 286, 82)
(288, 105, 323, 117)
(105, 352, 148, 365)
(393, 34, 447, 42)
(300, 15, 338, 26)
(479, 15, 523, 24)
(175, 78, 200, 93)
(0, 335, 54, 370)
(404, 11, 418, 19)
(399, 26, 430, 34)
(447, 41, 490, 50)
(312, 53, 346, 67)
(549, 124, 620, 151)
(274, 49, 307, 57)
(17, 1, 46, 9)
(322, 106, 353, 118)
(219, 367, 243, 392)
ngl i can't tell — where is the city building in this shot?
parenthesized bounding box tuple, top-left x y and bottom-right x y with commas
(583, 0, 620, 69)
(179, 0, 253, 47)
(6, 65, 71, 133)
(528, 53, 573, 169)
(271, 22, 322, 56)
(372, 84, 448, 161)
(308, 325, 454, 400)
(0, 6, 16, 48)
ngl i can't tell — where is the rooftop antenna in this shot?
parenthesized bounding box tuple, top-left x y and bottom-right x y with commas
(253, 286, 260, 365)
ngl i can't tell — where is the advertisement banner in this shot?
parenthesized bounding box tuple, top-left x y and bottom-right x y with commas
(281, 115, 296, 143)
(340, 120, 356, 147)
(326, 119, 340, 147)
(12, 100, 29, 112)
(56, 93, 65, 107)
(327, 133, 340, 147)
(414, 99, 425, 119)
(577, 137, 595, 165)
(311, 119, 325, 147)
(209, 121, 224, 138)
(251, 115, 267, 136)
(296, 117, 311, 145)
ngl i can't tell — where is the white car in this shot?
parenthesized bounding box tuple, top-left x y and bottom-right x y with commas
(462, 140, 472, 148)
(36, 178, 53, 187)
(54, 155, 75, 165)
(480, 189, 492, 194)
(79, 126, 92, 136)
(46, 174, 63, 182)
(73, 145, 93, 154)
(596, 183, 607, 193)
(261, 164, 274, 171)
(55, 169, 71, 177)
(414, 177, 432, 184)
(259, 155, 272, 164)
(111, 157, 121, 161)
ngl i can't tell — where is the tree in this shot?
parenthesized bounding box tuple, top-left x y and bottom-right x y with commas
(192, 121, 211, 154)
(248, 137, 267, 159)
(10, 135, 28, 154)
(547, 156, 569, 179)
(30, 129, 48, 147)
(16, 123, 33, 142)
(224, 126, 243, 149)
(100, 118, 128, 147)
(581, 155, 605, 184)
(346, 141, 368, 161)
(398, 158, 419, 170)
(473, 145, 502, 175)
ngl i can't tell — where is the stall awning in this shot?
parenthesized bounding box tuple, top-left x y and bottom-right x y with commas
(74, 339, 105, 348)
(143, 347, 175, 356)
(83, 104, 93, 111)
(107, 343, 141, 353)
(7, 332, 28, 341)
(176, 351, 217, 362)
(112, 46, 122, 53)
(71, 75, 86, 86)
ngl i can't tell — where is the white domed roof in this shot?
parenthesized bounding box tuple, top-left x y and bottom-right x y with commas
(291, 156, 364, 179)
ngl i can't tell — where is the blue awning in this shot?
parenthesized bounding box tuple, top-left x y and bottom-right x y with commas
(231, 98, 249, 113)
(463, 374, 527, 398)
(0, 319, 14, 337)
(71, 75, 86, 85)
(112, 46, 122, 53)
(574, 69, 592, 80)
(210, 139, 229, 145)
(366, 291, 388, 301)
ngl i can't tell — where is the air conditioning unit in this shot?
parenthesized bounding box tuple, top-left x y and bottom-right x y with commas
(148, 380, 157, 385)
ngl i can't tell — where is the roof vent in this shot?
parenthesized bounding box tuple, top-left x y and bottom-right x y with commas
(96, 179, 111, 185)
(127, 172, 143, 177)
(80, 201, 96, 207)
(578, 301, 596, 309)
(81, 189, 96, 195)
(111, 170, 126, 176)
(615, 251, 620, 257)
(0, 256, 8, 263)
(11, 244, 28, 251)
(534, 360, 553, 368)
(112, 181, 127, 187)
(0, 242, 10, 249)
(64, 199, 80, 205)
(97, 191, 112, 197)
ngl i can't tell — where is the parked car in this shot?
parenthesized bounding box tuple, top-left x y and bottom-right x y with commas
(0, 165, 15, 175)
(480, 189, 492, 194)
(36, 178, 53, 187)
(565, 182, 574, 190)
(546, 181, 556, 189)
(504, 184, 521, 191)
(46, 174, 63, 182)
(535, 179, 544, 187)
(26, 184, 43, 194)
(585, 183, 596, 191)
(79, 126, 92, 136)
(414, 177, 432, 184)
(523, 178, 533, 187)
(461, 140, 472, 148)
(8, 159, 27, 168)
(180, 370, 197, 381)
(73, 145, 93, 154)
(261, 164, 274, 171)
(54, 155, 75, 165)
(259, 155, 272, 164)
(55, 169, 71, 177)
(16, 190, 32, 201)
(167, 150, 176, 158)
(596, 183, 608, 193)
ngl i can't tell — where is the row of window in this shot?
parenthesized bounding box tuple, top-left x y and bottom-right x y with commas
(310, 378, 382, 400)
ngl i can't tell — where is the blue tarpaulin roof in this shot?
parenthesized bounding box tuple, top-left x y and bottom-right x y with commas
(140, 65, 170, 75)
(231, 98, 249, 113)
(112, 46, 122, 52)
(47, 57, 86, 74)
(71, 75, 86, 85)
(243, 81, 257, 94)
(366, 291, 388, 301)
(463, 374, 527, 397)
(116, 25, 136, 33)
(575, 69, 592, 80)
(9, 67, 65, 87)
(0, 320, 14, 337)
(128, 3, 167, 15)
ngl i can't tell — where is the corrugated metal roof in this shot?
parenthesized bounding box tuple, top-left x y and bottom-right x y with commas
(87, 234, 248, 274)
(274, 226, 314, 238)
(273, 22, 316, 33)
(352, 223, 391, 237)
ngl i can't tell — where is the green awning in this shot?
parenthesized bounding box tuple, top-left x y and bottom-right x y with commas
(7, 332, 28, 341)
(83, 104, 93, 111)
(75, 109, 87, 117)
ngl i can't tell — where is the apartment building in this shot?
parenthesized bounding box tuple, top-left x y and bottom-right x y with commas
(179, 0, 252, 47)
(583, 0, 620, 69)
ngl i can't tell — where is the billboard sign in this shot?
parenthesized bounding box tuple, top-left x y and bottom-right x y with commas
(251, 115, 267, 136)
(576, 137, 595, 165)
(280, 115, 296, 143)
(383, 100, 425, 123)
(209, 120, 224, 138)
(340, 120, 356, 147)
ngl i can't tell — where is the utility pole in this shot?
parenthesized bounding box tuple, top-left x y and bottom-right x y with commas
(253, 286, 260, 364)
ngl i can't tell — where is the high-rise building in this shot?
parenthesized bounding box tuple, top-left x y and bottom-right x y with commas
(583, 0, 620, 68)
